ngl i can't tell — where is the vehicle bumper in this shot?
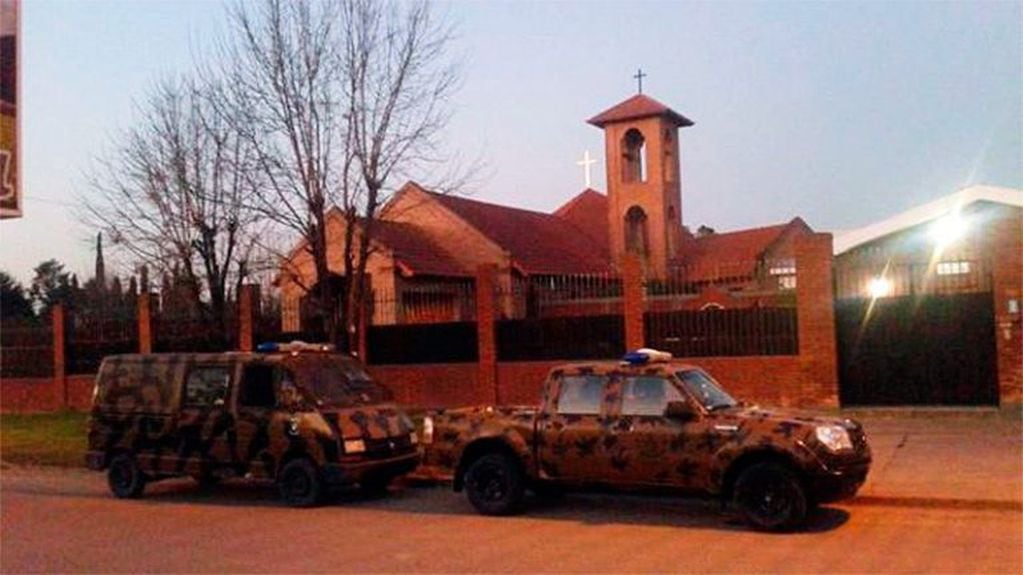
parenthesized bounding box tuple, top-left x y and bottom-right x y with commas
(806, 460, 870, 503)
(322, 450, 420, 486)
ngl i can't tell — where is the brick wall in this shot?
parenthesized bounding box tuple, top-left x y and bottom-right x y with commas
(1, 374, 94, 413)
(987, 206, 1023, 404)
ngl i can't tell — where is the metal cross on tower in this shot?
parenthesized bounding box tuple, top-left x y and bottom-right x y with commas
(634, 68, 647, 94)
(576, 150, 597, 188)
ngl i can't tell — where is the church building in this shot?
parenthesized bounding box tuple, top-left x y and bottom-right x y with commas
(278, 92, 812, 330)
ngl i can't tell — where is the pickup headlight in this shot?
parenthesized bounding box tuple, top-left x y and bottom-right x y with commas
(421, 416, 434, 445)
(815, 425, 853, 452)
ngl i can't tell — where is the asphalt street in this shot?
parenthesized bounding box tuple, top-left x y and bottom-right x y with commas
(1, 465, 1020, 574)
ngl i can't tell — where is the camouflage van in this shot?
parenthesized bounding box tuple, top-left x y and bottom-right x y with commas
(85, 343, 420, 506)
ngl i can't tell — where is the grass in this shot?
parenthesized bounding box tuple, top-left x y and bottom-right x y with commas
(0, 411, 89, 467)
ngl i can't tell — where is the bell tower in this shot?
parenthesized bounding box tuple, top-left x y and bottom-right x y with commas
(588, 93, 693, 278)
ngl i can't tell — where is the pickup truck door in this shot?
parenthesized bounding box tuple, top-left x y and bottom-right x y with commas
(603, 374, 715, 489)
(537, 372, 620, 483)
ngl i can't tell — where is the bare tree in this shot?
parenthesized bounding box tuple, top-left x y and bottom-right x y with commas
(81, 76, 262, 334)
(220, 0, 462, 348)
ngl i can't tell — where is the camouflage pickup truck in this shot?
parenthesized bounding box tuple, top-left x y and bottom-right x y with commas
(422, 349, 871, 530)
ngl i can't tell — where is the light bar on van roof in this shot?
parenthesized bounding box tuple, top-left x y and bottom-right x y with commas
(622, 348, 673, 365)
(256, 341, 336, 353)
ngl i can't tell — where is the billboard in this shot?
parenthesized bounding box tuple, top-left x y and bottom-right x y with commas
(1, 0, 20, 218)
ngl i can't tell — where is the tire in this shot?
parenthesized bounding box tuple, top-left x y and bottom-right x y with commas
(277, 458, 323, 508)
(464, 452, 525, 516)
(107, 453, 146, 499)
(733, 461, 808, 531)
(191, 473, 221, 489)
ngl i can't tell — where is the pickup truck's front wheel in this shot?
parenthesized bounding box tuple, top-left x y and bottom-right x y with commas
(464, 452, 525, 516)
(733, 461, 807, 531)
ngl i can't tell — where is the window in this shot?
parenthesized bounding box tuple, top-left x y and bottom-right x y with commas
(557, 375, 607, 415)
(625, 205, 649, 256)
(239, 363, 278, 408)
(769, 258, 797, 290)
(936, 261, 971, 276)
(622, 129, 646, 183)
(622, 376, 683, 416)
(778, 275, 797, 290)
(183, 366, 232, 408)
(676, 369, 736, 411)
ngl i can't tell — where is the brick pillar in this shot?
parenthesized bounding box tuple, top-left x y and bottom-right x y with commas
(476, 264, 499, 405)
(795, 233, 839, 408)
(137, 293, 152, 354)
(238, 284, 256, 352)
(988, 208, 1023, 406)
(622, 253, 646, 351)
(52, 304, 67, 408)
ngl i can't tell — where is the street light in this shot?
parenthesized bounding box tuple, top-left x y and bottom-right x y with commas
(929, 212, 967, 250)
(867, 277, 893, 299)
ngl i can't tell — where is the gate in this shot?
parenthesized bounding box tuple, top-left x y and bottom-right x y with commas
(836, 292, 998, 406)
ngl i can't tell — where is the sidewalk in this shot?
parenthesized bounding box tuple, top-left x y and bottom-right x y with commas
(850, 411, 1023, 510)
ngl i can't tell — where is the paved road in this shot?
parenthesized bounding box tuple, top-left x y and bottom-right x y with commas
(2, 466, 1020, 573)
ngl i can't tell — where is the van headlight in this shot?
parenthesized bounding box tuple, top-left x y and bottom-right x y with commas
(421, 416, 434, 445)
(343, 439, 366, 454)
(815, 425, 853, 452)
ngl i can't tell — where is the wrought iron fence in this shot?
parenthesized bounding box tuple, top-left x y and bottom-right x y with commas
(645, 307, 798, 357)
(153, 306, 238, 353)
(66, 306, 138, 374)
(0, 315, 54, 378)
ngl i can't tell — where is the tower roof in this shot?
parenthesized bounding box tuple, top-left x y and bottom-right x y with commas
(587, 94, 694, 128)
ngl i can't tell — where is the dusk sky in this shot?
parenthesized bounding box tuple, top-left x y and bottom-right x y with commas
(1, 0, 1020, 284)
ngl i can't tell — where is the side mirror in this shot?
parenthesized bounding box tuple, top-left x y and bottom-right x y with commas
(664, 400, 696, 421)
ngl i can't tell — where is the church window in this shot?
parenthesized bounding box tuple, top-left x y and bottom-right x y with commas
(622, 129, 647, 183)
(625, 205, 649, 256)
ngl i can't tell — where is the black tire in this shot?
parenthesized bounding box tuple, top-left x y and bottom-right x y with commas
(277, 458, 323, 508)
(107, 453, 146, 499)
(464, 452, 525, 516)
(733, 461, 808, 531)
(191, 473, 221, 489)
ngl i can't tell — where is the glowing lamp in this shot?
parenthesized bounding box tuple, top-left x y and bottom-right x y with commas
(867, 277, 893, 299)
(929, 213, 967, 248)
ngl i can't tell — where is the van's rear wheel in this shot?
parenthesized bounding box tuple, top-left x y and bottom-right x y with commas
(278, 458, 323, 507)
(464, 453, 525, 516)
(107, 453, 146, 499)
(733, 462, 807, 531)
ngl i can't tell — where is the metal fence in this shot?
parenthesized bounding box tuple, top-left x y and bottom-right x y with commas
(645, 307, 798, 357)
(66, 306, 138, 374)
(0, 315, 54, 378)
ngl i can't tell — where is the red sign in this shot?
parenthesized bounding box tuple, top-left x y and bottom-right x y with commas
(1, 0, 20, 219)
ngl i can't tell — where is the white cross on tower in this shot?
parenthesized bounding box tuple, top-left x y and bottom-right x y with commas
(576, 150, 598, 188)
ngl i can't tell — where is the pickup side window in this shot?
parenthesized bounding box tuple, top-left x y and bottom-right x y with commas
(621, 376, 683, 416)
(183, 366, 232, 408)
(556, 375, 607, 415)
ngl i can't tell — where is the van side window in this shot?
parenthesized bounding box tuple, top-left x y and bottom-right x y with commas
(183, 367, 232, 408)
(239, 364, 277, 408)
(557, 375, 607, 415)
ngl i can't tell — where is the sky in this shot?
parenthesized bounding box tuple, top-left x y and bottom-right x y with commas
(1, 0, 1020, 285)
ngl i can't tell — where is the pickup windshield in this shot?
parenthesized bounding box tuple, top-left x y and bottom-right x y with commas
(676, 369, 737, 411)
(283, 355, 391, 407)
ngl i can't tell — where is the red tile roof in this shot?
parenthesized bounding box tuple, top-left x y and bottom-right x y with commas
(588, 94, 694, 128)
(370, 219, 472, 277)
(676, 219, 810, 281)
(428, 191, 611, 274)
(553, 189, 610, 251)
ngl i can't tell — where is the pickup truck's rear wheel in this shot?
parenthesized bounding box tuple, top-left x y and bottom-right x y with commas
(733, 461, 807, 531)
(464, 453, 525, 516)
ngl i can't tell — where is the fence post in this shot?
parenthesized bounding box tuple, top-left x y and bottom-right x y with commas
(51, 303, 67, 409)
(238, 284, 256, 352)
(476, 264, 499, 405)
(137, 293, 152, 354)
(795, 233, 839, 407)
(622, 253, 646, 351)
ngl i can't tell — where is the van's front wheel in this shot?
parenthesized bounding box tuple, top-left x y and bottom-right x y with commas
(278, 458, 323, 507)
(107, 453, 146, 499)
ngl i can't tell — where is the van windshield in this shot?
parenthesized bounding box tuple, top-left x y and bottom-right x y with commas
(282, 355, 391, 407)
